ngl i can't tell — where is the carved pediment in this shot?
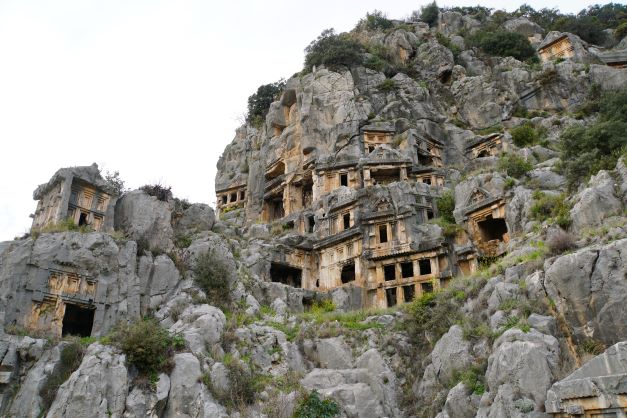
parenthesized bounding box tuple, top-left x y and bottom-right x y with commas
(465, 187, 492, 208)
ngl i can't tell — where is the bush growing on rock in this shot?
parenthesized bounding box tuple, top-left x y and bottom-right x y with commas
(359, 10, 393, 31)
(140, 183, 172, 202)
(304, 29, 364, 71)
(469, 30, 537, 61)
(246, 79, 286, 126)
(436, 190, 455, 223)
(530, 191, 572, 228)
(293, 390, 340, 418)
(109, 318, 184, 377)
(548, 229, 576, 255)
(193, 251, 232, 309)
(39, 338, 85, 411)
(497, 153, 533, 178)
(560, 88, 627, 188)
(206, 356, 266, 411)
(510, 122, 546, 147)
(419, 2, 439, 27)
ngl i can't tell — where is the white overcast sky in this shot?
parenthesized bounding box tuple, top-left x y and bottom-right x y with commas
(0, 0, 601, 241)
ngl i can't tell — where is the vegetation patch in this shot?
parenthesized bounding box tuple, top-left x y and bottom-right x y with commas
(468, 30, 537, 62)
(108, 318, 184, 379)
(207, 355, 266, 411)
(510, 122, 547, 147)
(293, 390, 340, 418)
(530, 191, 571, 228)
(193, 251, 232, 309)
(498, 154, 533, 178)
(304, 29, 364, 72)
(358, 10, 393, 31)
(560, 88, 627, 189)
(247, 79, 285, 126)
(39, 338, 85, 411)
(140, 184, 172, 202)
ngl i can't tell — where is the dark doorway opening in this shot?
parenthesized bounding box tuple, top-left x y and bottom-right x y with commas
(78, 212, 88, 226)
(386, 288, 397, 307)
(341, 262, 356, 284)
(266, 197, 285, 221)
(307, 215, 315, 233)
(340, 173, 348, 187)
(421, 281, 433, 294)
(302, 180, 313, 207)
(477, 217, 508, 242)
(343, 213, 350, 230)
(62, 304, 95, 337)
(378, 225, 388, 243)
(419, 259, 432, 275)
(403, 285, 415, 302)
(401, 262, 414, 278)
(270, 263, 302, 288)
(427, 210, 434, 220)
(423, 177, 432, 185)
(230, 192, 237, 202)
(384, 264, 396, 281)
(222, 195, 227, 205)
(477, 150, 490, 158)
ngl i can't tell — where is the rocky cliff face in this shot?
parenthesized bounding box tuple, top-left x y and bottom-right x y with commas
(1, 6, 626, 418)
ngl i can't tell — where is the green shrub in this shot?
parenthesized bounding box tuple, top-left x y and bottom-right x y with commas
(580, 338, 606, 355)
(359, 10, 393, 31)
(530, 191, 571, 228)
(209, 357, 264, 410)
(453, 364, 486, 395)
(109, 318, 183, 376)
(378, 79, 396, 92)
(504, 178, 516, 190)
(469, 30, 537, 61)
(294, 390, 340, 418)
(510, 122, 546, 147)
(420, 2, 439, 27)
(615, 21, 627, 39)
(436, 191, 455, 224)
(552, 15, 606, 45)
(34, 219, 92, 236)
(560, 88, 627, 188)
(304, 29, 364, 71)
(39, 339, 85, 411)
(140, 184, 172, 201)
(193, 251, 232, 309)
(497, 154, 533, 178)
(103, 170, 126, 195)
(246, 79, 285, 124)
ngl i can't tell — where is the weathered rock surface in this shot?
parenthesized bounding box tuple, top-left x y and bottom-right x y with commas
(544, 238, 627, 346)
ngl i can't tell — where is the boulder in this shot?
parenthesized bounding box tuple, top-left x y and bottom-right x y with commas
(174, 203, 215, 238)
(570, 170, 622, 230)
(478, 329, 560, 416)
(544, 238, 627, 346)
(114, 190, 174, 253)
(46, 344, 128, 418)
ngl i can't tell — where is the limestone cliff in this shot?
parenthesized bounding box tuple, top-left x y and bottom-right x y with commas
(1, 5, 627, 418)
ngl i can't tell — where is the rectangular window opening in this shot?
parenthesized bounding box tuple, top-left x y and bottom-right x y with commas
(341, 262, 356, 284)
(401, 262, 414, 278)
(384, 264, 396, 281)
(340, 173, 348, 187)
(343, 213, 350, 230)
(307, 215, 315, 233)
(386, 288, 397, 307)
(403, 285, 415, 303)
(419, 259, 432, 275)
(379, 225, 388, 243)
(421, 281, 433, 294)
